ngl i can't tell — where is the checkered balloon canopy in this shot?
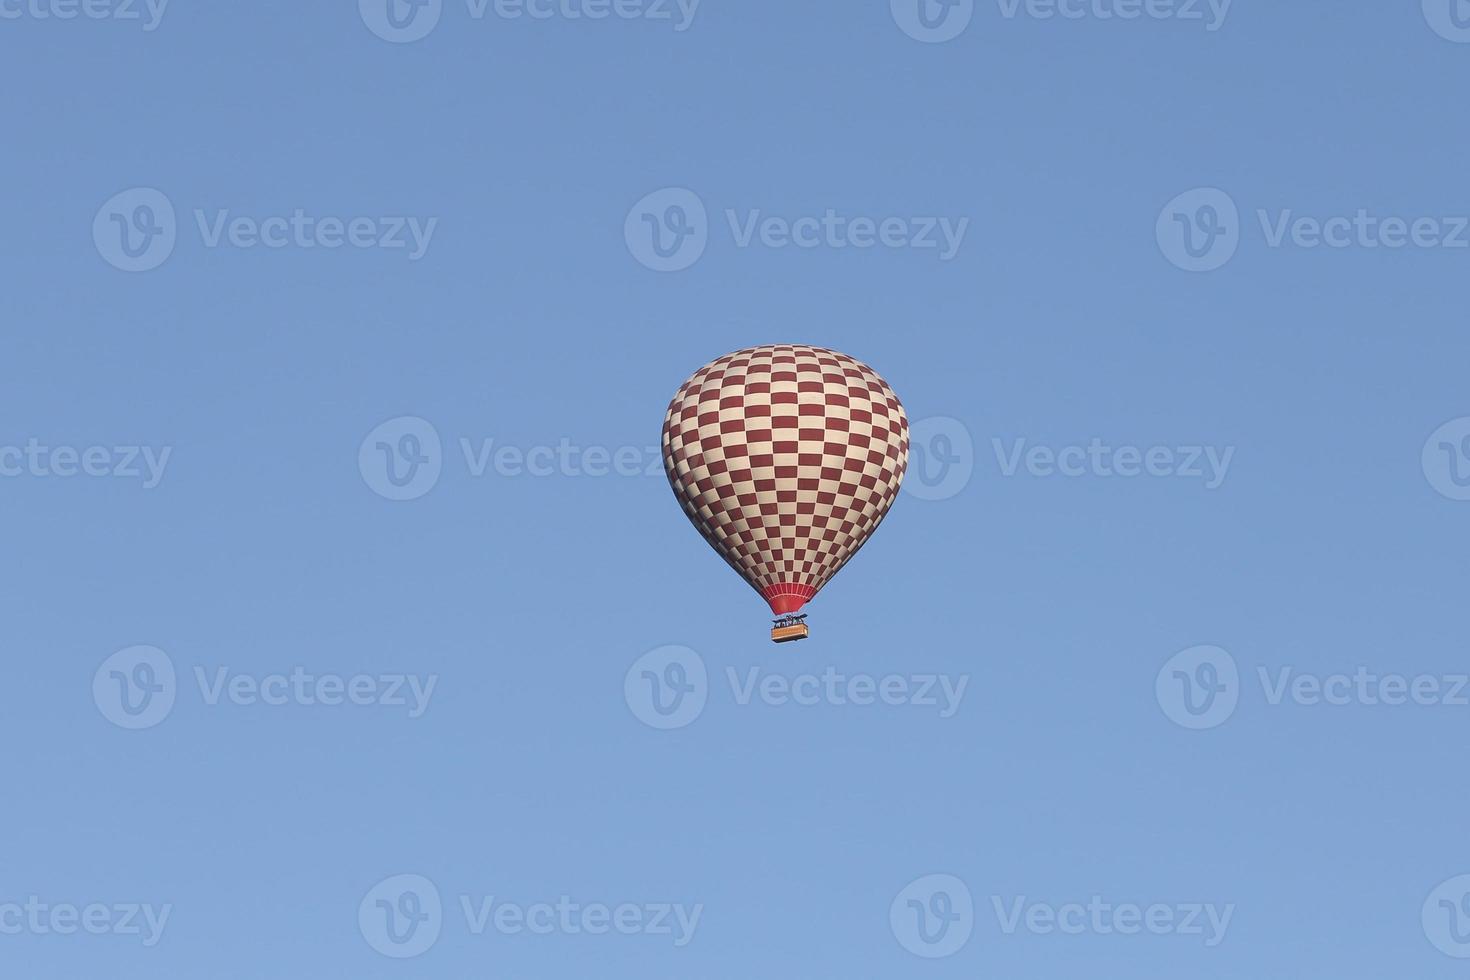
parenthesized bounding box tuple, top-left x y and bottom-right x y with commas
(661, 345, 909, 615)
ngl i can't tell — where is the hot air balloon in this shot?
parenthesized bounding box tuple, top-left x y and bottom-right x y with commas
(661, 345, 909, 642)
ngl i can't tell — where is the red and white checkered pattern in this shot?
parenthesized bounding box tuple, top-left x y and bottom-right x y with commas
(662, 345, 909, 613)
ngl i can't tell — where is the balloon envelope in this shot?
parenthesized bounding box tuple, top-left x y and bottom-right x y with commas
(662, 345, 909, 615)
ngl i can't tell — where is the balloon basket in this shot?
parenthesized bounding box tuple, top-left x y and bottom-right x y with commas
(771, 614, 809, 644)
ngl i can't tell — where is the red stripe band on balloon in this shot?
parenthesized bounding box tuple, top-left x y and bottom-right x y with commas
(762, 582, 818, 615)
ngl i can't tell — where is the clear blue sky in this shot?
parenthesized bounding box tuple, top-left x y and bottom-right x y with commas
(3, 1, 1470, 977)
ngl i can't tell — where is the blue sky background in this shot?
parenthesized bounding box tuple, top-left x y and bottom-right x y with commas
(4, 1, 1470, 976)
